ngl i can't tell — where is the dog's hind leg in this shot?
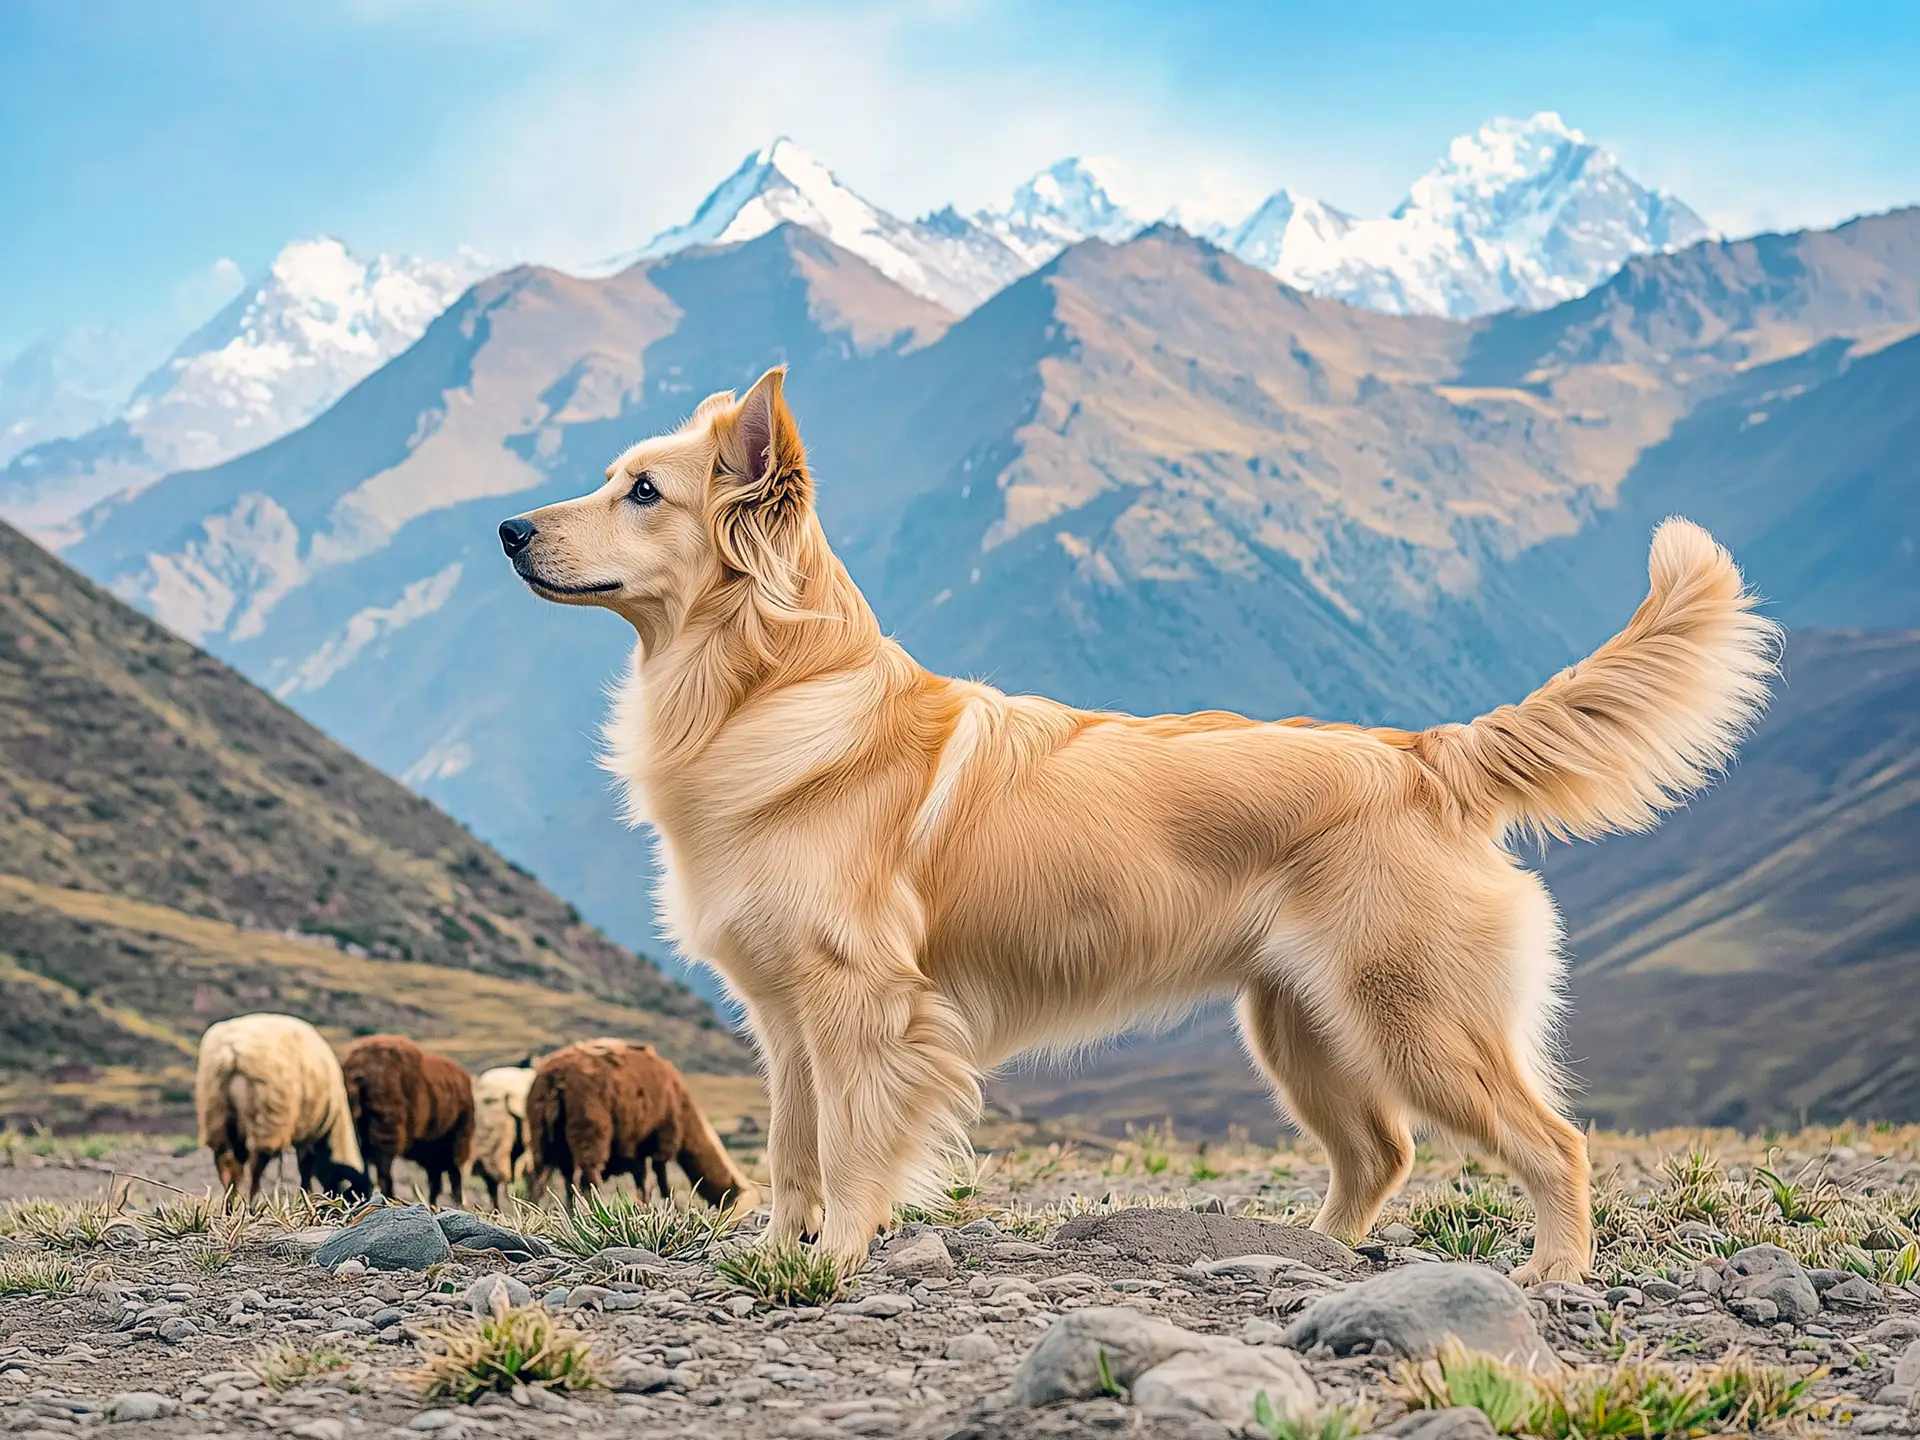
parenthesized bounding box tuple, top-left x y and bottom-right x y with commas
(797, 949, 979, 1269)
(1237, 980, 1413, 1242)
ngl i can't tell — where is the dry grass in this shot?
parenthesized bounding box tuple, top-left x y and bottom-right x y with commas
(1394, 1340, 1820, 1438)
(405, 1305, 602, 1404)
(250, 1340, 353, 1390)
(1253, 1396, 1375, 1440)
(0, 1250, 89, 1296)
(544, 1189, 737, 1259)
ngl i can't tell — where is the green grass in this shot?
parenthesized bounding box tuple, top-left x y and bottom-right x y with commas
(406, 1305, 602, 1403)
(547, 1189, 737, 1259)
(713, 1240, 846, 1306)
(250, 1340, 353, 1390)
(143, 1193, 216, 1239)
(0, 1251, 85, 1296)
(1394, 1341, 1819, 1439)
(1392, 1174, 1529, 1261)
(1252, 1395, 1374, 1440)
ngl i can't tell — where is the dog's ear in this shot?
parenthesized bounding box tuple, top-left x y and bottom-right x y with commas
(710, 367, 812, 613)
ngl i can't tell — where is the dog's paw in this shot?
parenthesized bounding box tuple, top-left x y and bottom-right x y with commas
(1511, 1254, 1589, 1285)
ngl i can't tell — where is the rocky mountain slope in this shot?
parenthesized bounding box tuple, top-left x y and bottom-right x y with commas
(0, 520, 748, 1130)
(0, 240, 491, 543)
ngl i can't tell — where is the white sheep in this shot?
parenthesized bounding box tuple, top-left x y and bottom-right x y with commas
(195, 1013, 370, 1199)
(470, 1065, 536, 1207)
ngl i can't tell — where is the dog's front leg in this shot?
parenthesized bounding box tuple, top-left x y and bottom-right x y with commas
(800, 955, 980, 1271)
(756, 1011, 826, 1245)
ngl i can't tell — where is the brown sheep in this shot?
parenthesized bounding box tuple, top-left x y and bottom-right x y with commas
(527, 1039, 752, 1212)
(340, 1035, 474, 1204)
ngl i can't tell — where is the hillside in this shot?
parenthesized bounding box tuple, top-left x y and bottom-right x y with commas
(991, 629, 1920, 1136)
(0, 520, 751, 1129)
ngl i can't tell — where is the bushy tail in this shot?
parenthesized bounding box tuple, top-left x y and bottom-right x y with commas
(1419, 518, 1781, 844)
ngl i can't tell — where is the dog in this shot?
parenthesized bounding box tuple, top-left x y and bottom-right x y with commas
(498, 366, 1777, 1280)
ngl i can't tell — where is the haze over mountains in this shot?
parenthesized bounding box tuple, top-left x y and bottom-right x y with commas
(3, 114, 1915, 1131)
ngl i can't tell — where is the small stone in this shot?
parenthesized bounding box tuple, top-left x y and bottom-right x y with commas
(725, 1294, 755, 1318)
(1867, 1318, 1920, 1342)
(464, 1274, 533, 1315)
(589, 1246, 666, 1270)
(408, 1410, 466, 1431)
(1012, 1307, 1213, 1406)
(1055, 1208, 1361, 1273)
(880, 1231, 955, 1280)
(542, 1286, 570, 1307)
(610, 1359, 673, 1393)
(990, 1241, 1055, 1261)
(156, 1317, 200, 1343)
(291, 1421, 347, 1440)
(1132, 1340, 1317, 1426)
(836, 1293, 914, 1318)
(107, 1394, 176, 1423)
(1195, 1254, 1339, 1287)
(1726, 1245, 1821, 1325)
(1280, 1263, 1555, 1372)
(331, 1258, 369, 1281)
(1372, 1407, 1502, 1440)
(1376, 1224, 1420, 1246)
(1825, 1275, 1885, 1310)
(312, 1204, 452, 1272)
(1640, 1279, 1683, 1301)
(946, 1332, 999, 1362)
(369, 1306, 404, 1329)
(1604, 1286, 1645, 1307)
(1239, 1319, 1290, 1344)
(1729, 1296, 1780, 1325)
(1894, 1339, 1920, 1388)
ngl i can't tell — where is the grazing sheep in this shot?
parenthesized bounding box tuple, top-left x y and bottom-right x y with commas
(527, 1039, 752, 1211)
(470, 1064, 536, 1207)
(340, 1035, 475, 1204)
(196, 1014, 370, 1200)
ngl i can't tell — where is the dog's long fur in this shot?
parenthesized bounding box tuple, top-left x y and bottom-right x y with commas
(503, 367, 1778, 1280)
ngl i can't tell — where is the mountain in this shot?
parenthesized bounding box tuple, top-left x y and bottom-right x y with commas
(0, 519, 750, 1131)
(1226, 113, 1716, 318)
(0, 326, 153, 467)
(0, 239, 491, 543)
(974, 157, 1144, 266)
(597, 138, 1030, 315)
(53, 205, 1920, 1123)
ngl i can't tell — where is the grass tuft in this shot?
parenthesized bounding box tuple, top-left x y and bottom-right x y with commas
(250, 1339, 353, 1390)
(713, 1240, 846, 1306)
(1395, 1340, 1819, 1439)
(548, 1189, 736, 1259)
(1252, 1394, 1375, 1440)
(0, 1250, 86, 1296)
(405, 1304, 602, 1404)
(144, 1193, 217, 1239)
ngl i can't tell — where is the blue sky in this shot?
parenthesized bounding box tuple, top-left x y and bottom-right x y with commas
(2, 0, 1917, 357)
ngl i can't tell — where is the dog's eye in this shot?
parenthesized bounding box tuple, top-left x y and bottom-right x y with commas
(627, 472, 660, 506)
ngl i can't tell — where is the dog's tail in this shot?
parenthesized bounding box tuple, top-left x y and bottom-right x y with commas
(1418, 518, 1780, 844)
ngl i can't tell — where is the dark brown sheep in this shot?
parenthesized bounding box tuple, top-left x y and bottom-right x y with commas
(527, 1039, 753, 1211)
(341, 1035, 474, 1204)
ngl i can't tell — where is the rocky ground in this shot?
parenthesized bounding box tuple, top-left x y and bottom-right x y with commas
(2, 1127, 1919, 1438)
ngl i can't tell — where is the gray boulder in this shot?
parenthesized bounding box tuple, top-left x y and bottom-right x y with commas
(436, 1210, 551, 1259)
(1280, 1262, 1555, 1372)
(463, 1273, 533, 1315)
(1372, 1407, 1502, 1440)
(311, 1204, 452, 1271)
(1133, 1340, 1318, 1427)
(1055, 1208, 1361, 1273)
(1726, 1245, 1820, 1325)
(1011, 1308, 1213, 1406)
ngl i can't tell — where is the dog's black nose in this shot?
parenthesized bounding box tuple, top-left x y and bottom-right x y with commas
(498, 517, 536, 556)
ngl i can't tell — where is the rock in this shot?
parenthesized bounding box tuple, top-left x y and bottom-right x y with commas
(331, 1258, 368, 1281)
(369, 1306, 404, 1329)
(107, 1394, 176, 1423)
(1640, 1279, 1683, 1302)
(610, 1359, 674, 1393)
(291, 1421, 347, 1440)
(1604, 1286, 1645, 1308)
(278, 1226, 345, 1256)
(1239, 1318, 1291, 1344)
(464, 1274, 534, 1315)
(1824, 1275, 1885, 1309)
(879, 1231, 954, 1279)
(1195, 1254, 1340, 1287)
(837, 1294, 915, 1318)
(1726, 1245, 1821, 1325)
(561, 1284, 615, 1310)
(1372, 1407, 1503, 1440)
(1279, 1262, 1556, 1372)
(436, 1211, 552, 1259)
(990, 1241, 1055, 1261)
(1894, 1340, 1920, 1389)
(312, 1204, 452, 1272)
(589, 1246, 666, 1270)
(1729, 1296, 1779, 1325)
(1133, 1340, 1318, 1427)
(1867, 1318, 1920, 1342)
(408, 1412, 465, 1431)
(1055, 1208, 1362, 1273)
(156, 1317, 199, 1343)
(946, 1332, 999, 1363)
(542, 1286, 569, 1307)
(1011, 1307, 1213, 1406)
(1376, 1224, 1420, 1246)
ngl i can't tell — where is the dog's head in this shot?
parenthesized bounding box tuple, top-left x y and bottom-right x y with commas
(498, 366, 815, 647)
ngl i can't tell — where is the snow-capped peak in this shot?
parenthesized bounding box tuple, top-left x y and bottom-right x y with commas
(1224, 112, 1715, 317)
(978, 157, 1142, 266)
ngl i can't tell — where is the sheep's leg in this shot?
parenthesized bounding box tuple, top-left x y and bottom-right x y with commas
(651, 1155, 672, 1204)
(484, 1173, 502, 1209)
(245, 1150, 273, 1200)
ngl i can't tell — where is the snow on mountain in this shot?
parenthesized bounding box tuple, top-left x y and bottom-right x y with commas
(974, 157, 1144, 266)
(596, 139, 1027, 314)
(1228, 113, 1716, 317)
(0, 238, 489, 542)
(0, 326, 154, 467)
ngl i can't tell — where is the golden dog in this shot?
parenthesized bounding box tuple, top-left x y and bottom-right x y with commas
(499, 367, 1777, 1280)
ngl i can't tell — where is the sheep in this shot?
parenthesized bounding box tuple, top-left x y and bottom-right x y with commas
(527, 1039, 753, 1212)
(195, 1013, 370, 1201)
(340, 1034, 475, 1204)
(470, 1064, 536, 1207)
